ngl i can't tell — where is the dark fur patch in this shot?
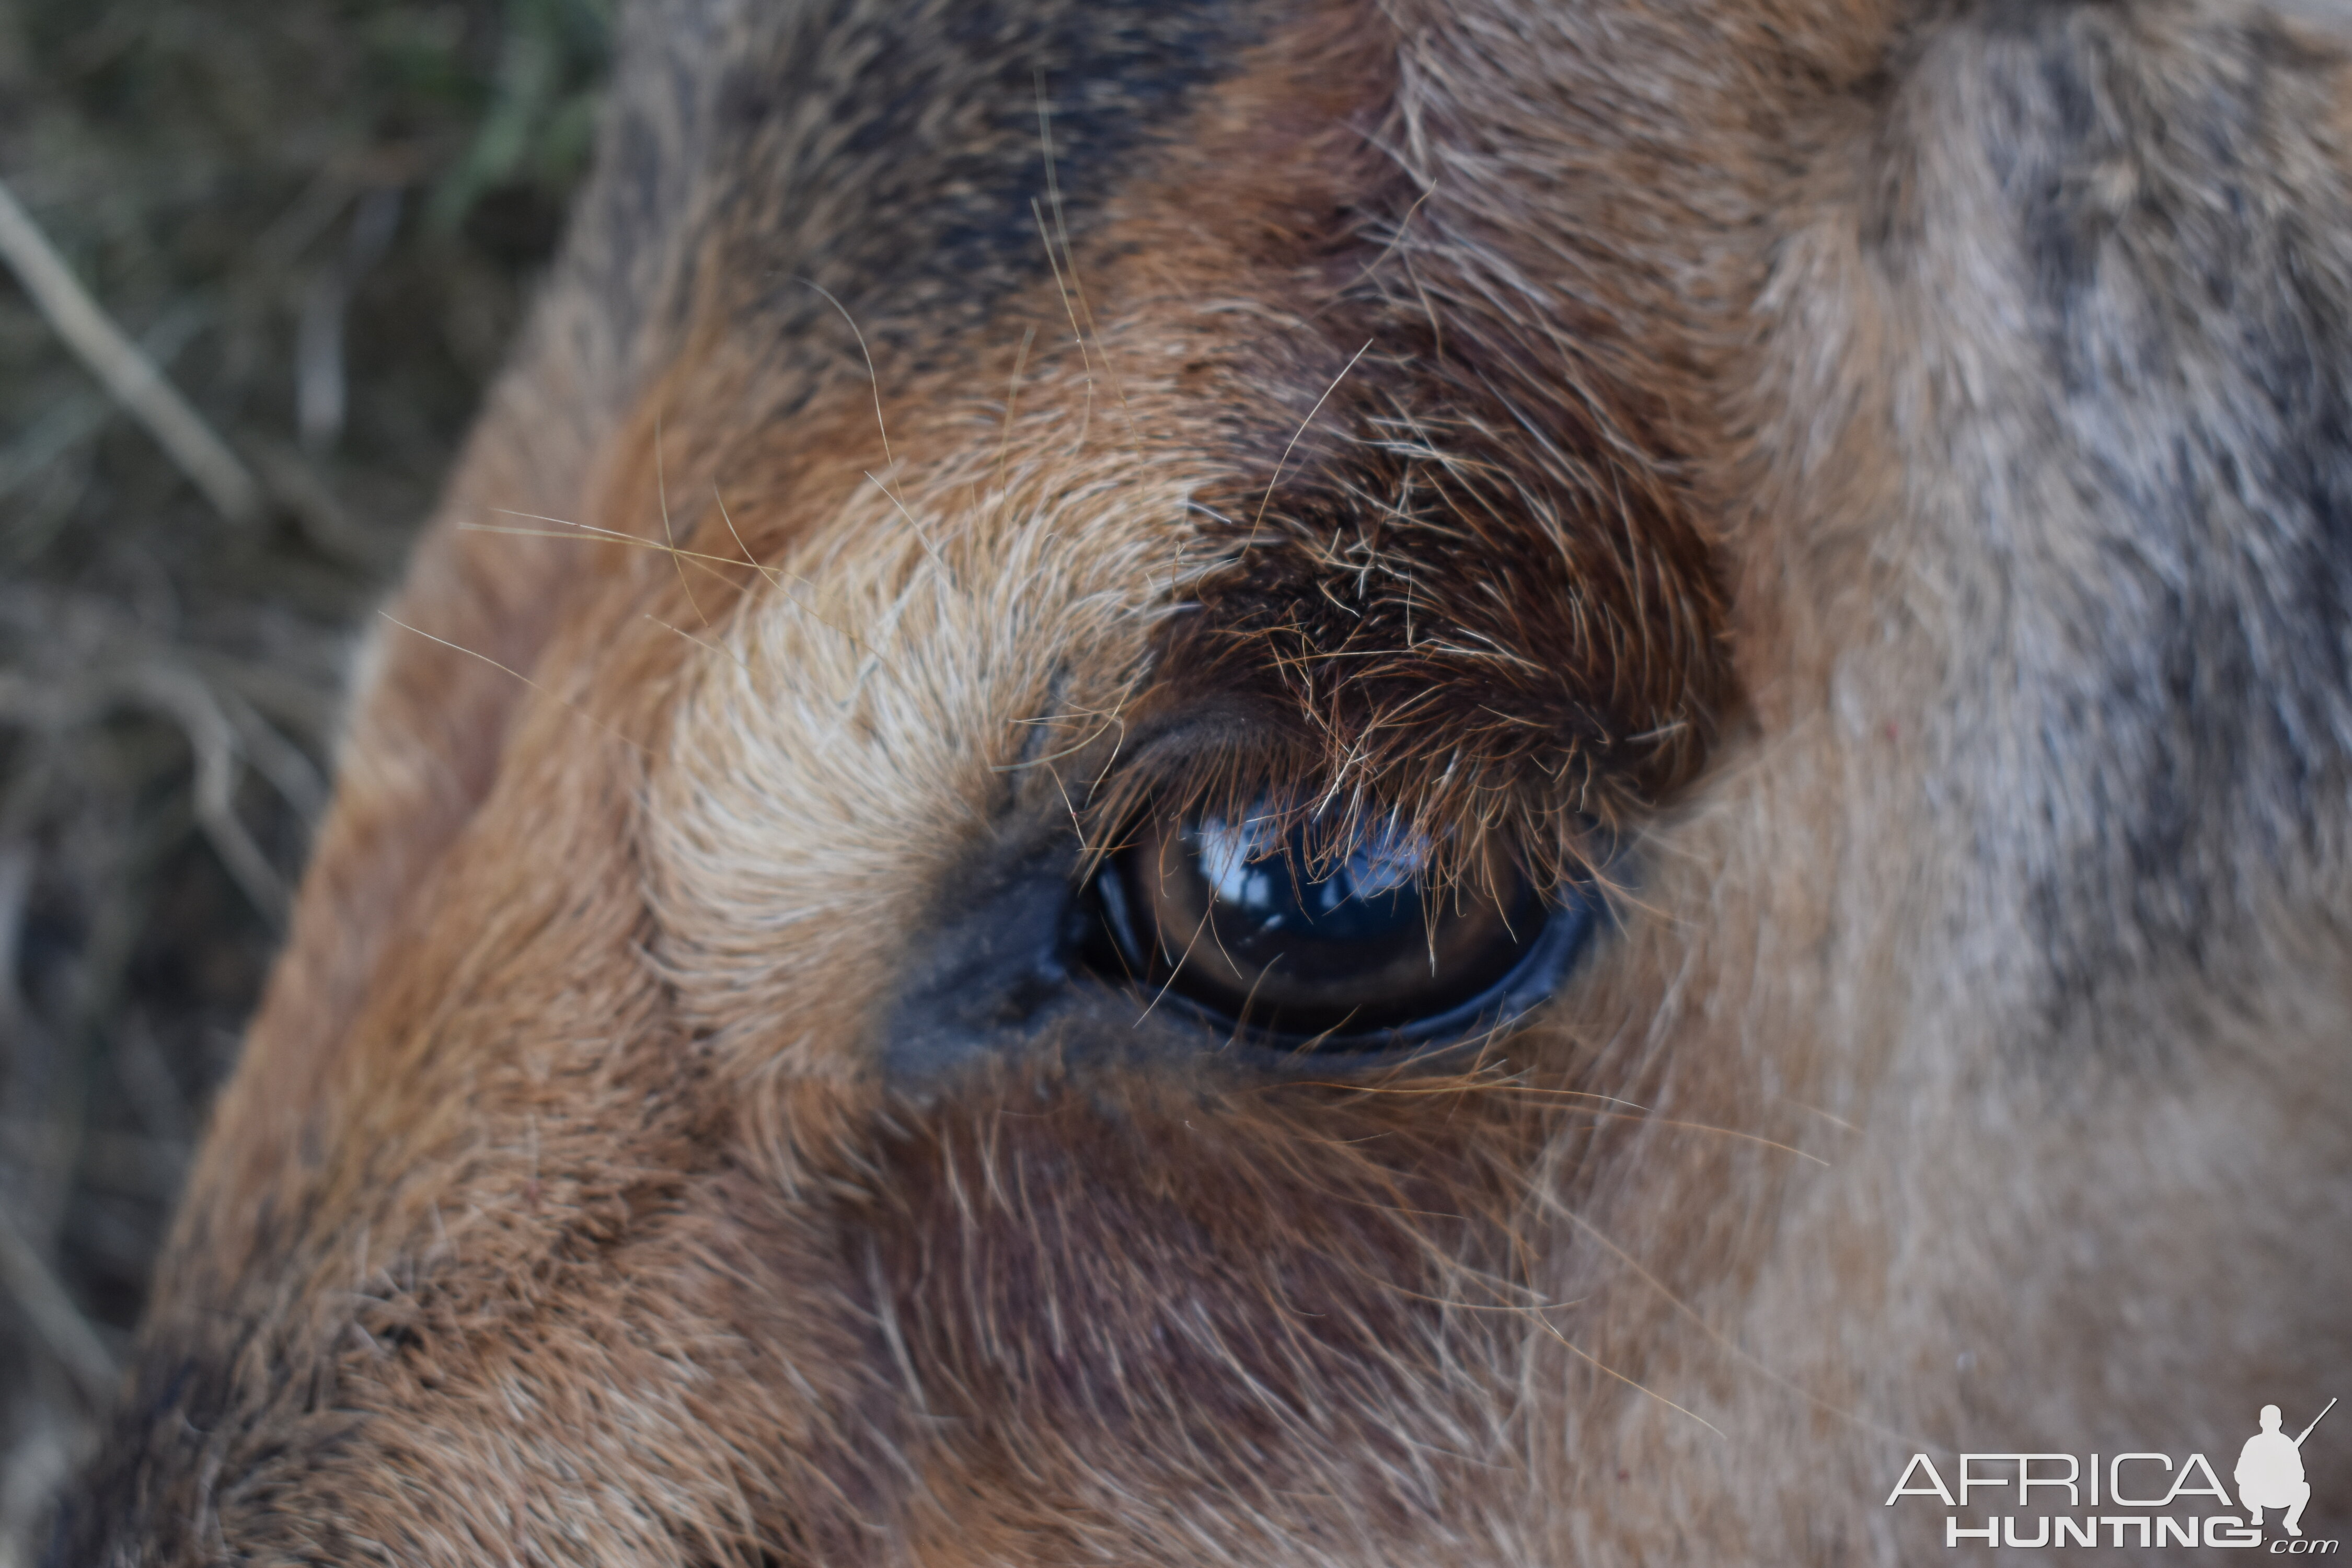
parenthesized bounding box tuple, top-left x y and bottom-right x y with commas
(686, 0, 1259, 395)
(1133, 205, 1733, 886)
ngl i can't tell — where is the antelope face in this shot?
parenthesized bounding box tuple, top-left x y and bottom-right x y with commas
(55, 1, 2352, 1563)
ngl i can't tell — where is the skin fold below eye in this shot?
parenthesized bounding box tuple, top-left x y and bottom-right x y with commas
(1086, 805, 1569, 1044)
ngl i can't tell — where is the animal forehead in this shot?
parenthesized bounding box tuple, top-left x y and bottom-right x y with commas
(654, 10, 1745, 848)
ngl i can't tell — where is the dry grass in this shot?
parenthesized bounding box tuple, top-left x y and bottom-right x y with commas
(0, 0, 607, 1555)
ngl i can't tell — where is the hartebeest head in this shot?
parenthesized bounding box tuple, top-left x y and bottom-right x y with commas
(54, 0, 2352, 1562)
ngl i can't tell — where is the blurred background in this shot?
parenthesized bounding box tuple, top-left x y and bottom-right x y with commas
(0, 0, 611, 1555)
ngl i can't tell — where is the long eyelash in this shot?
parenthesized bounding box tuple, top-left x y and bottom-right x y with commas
(1070, 716, 1606, 908)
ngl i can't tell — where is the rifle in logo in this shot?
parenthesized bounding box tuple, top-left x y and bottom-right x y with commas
(2240, 1398, 2334, 1539)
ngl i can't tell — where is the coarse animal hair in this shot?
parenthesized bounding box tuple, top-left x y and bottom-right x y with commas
(48, 0, 2352, 1563)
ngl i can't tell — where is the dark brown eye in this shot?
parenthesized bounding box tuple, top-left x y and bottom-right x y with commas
(1085, 804, 1592, 1048)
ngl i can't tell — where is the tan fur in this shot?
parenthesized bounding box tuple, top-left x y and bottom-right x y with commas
(56, 1, 2352, 1563)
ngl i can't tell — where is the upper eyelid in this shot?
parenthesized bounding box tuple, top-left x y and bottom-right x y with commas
(1070, 702, 1296, 861)
(1075, 693, 1611, 899)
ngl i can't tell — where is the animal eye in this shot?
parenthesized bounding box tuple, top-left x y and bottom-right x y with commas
(1084, 804, 1592, 1049)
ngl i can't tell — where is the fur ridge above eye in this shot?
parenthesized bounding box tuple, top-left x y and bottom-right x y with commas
(1080, 802, 1595, 1050)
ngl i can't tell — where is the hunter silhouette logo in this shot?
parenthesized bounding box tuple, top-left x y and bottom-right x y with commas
(1884, 1398, 2338, 1551)
(2240, 1400, 2334, 1539)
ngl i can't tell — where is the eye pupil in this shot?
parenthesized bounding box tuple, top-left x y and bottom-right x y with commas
(1088, 802, 1582, 1048)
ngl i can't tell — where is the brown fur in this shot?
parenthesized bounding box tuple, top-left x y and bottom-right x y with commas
(54, 0, 2352, 1563)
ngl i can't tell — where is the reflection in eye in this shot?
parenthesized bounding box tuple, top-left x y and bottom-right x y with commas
(1196, 814, 1423, 914)
(1086, 801, 1591, 1049)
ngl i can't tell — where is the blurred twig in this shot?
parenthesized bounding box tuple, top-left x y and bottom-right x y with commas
(298, 189, 403, 453)
(121, 667, 291, 929)
(0, 177, 261, 525)
(0, 1209, 117, 1412)
(0, 662, 292, 931)
(0, 846, 33, 1046)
